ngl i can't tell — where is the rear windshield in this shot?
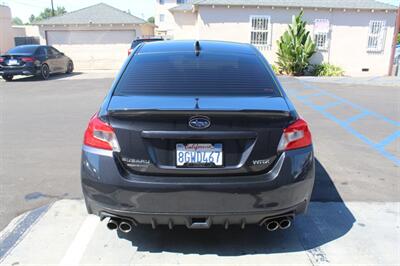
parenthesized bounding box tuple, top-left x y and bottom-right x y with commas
(114, 52, 278, 96)
(6, 46, 38, 54)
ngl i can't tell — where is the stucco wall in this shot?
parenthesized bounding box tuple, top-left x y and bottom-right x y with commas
(155, 0, 181, 35)
(171, 11, 198, 39)
(140, 23, 156, 37)
(169, 6, 397, 76)
(0, 5, 14, 54)
(326, 10, 395, 76)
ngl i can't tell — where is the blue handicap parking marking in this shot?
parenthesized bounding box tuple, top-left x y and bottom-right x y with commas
(313, 101, 343, 111)
(344, 112, 371, 125)
(375, 131, 400, 149)
(295, 92, 325, 99)
(287, 80, 400, 166)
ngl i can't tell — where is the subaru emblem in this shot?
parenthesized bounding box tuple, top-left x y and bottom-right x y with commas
(189, 116, 211, 130)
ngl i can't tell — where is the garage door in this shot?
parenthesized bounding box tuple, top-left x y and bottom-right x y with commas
(47, 30, 136, 70)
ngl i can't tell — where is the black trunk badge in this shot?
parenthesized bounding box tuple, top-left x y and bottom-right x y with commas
(189, 116, 211, 130)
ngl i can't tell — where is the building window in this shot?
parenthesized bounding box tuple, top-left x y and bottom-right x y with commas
(250, 16, 271, 50)
(159, 0, 165, 4)
(177, 0, 187, 4)
(367, 20, 386, 52)
(159, 14, 165, 23)
(315, 33, 328, 50)
(314, 19, 330, 51)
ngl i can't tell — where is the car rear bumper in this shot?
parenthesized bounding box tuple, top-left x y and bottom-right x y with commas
(87, 197, 308, 229)
(81, 146, 315, 227)
(0, 66, 38, 76)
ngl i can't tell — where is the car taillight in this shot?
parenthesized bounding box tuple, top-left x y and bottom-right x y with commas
(21, 57, 35, 62)
(83, 114, 120, 152)
(128, 48, 133, 56)
(278, 118, 312, 152)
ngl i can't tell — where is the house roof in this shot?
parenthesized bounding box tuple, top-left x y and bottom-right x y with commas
(171, 0, 398, 11)
(170, 3, 194, 12)
(36, 3, 149, 25)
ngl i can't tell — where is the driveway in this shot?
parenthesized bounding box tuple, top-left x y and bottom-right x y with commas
(0, 74, 398, 265)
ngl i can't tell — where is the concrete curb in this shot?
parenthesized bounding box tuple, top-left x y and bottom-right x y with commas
(0, 204, 50, 263)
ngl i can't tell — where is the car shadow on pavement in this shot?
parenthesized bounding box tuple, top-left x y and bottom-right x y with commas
(6, 72, 83, 82)
(118, 159, 355, 256)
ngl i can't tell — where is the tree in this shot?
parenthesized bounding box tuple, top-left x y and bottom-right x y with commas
(276, 11, 316, 75)
(12, 17, 23, 25)
(29, 6, 67, 23)
(397, 33, 400, 44)
(29, 14, 36, 24)
(147, 16, 155, 24)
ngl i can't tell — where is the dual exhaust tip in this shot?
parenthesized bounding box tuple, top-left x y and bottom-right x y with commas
(107, 218, 133, 233)
(107, 216, 291, 232)
(264, 217, 292, 231)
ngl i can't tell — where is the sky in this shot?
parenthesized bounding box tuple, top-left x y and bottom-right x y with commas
(1, 0, 399, 24)
(2, 0, 156, 23)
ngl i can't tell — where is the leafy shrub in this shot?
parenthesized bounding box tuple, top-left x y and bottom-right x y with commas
(312, 63, 344, 77)
(276, 11, 316, 76)
(271, 64, 280, 75)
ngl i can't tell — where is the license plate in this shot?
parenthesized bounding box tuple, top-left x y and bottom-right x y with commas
(7, 59, 19, 65)
(176, 143, 223, 167)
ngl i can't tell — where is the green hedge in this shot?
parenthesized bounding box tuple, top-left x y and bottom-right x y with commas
(311, 63, 344, 77)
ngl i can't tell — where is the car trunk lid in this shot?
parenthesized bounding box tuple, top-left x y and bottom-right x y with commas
(105, 95, 291, 176)
(0, 54, 33, 68)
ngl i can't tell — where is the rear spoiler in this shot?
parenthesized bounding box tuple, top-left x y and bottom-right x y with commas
(107, 109, 291, 119)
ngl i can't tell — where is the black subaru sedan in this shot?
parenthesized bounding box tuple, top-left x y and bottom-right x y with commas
(0, 45, 73, 81)
(81, 40, 315, 233)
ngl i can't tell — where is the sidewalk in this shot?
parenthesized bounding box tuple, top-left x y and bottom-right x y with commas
(296, 76, 400, 87)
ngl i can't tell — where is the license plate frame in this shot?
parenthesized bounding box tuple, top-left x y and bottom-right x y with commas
(176, 143, 223, 168)
(7, 59, 19, 66)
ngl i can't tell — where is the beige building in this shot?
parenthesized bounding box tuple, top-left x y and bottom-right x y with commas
(12, 3, 155, 70)
(0, 4, 13, 54)
(155, 0, 398, 76)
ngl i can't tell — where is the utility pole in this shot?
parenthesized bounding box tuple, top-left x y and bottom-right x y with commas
(388, 7, 399, 76)
(51, 0, 55, 16)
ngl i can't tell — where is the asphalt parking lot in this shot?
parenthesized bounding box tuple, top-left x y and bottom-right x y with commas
(0, 73, 399, 265)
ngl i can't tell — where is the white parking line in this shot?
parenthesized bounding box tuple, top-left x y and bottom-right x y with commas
(58, 215, 99, 266)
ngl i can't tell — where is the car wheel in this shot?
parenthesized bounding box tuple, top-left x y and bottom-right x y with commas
(66, 61, 74, 74)
(2, 74, 14, 81)
(40, 64, 50, 80)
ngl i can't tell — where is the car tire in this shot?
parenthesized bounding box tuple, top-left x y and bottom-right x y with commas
(2, 74, 14, 81)
(39, 64, 50, 80)
(66, 61, 74, 74)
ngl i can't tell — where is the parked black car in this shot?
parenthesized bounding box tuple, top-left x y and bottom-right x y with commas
(128, 37, 163, 55)
(81, 40, 315, 233)
(0, 45, 74, 81)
